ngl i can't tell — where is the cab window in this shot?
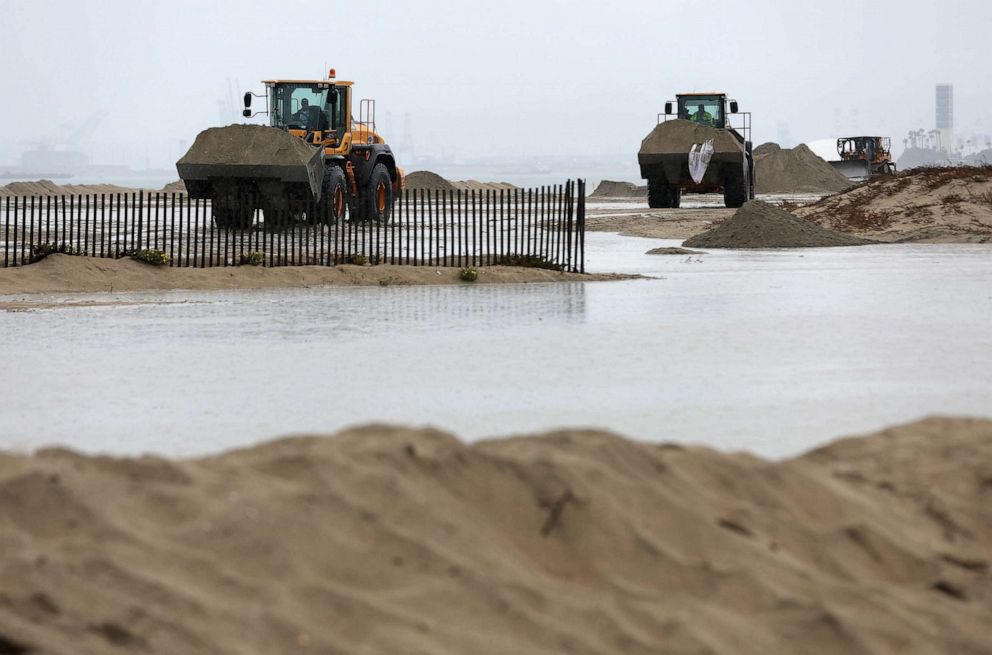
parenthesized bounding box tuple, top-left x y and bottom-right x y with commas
(678, 97, 723, 127)
(267, 84, 342, 131)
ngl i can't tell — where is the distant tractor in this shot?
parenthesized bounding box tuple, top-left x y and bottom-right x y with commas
(830, 136, 896, 181)
(638, 93, 755, 209)
(177, 69, 403, 227)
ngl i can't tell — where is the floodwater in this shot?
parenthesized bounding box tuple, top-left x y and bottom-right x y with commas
(2, 235, 991, 458)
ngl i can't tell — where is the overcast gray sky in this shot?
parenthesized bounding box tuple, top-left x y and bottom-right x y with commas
(2, 0, 988, 174)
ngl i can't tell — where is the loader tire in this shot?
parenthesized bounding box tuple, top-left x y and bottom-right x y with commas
(746, 154, 756, 200)
(319, 165, 348, 224)
(363, 163, 393, 224)
(648, 177, 677, 209)
(212, 197, 255, 229)
(723, 169, 748, 209)
(261, 201, 295, 230)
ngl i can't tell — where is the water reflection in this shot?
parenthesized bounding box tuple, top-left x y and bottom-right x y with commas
(0, 281, 588, 344)
(1, 241, 991, 459)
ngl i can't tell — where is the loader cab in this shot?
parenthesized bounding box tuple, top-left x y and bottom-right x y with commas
(264, 80, 349, 142)
(676, 94, 727, 128)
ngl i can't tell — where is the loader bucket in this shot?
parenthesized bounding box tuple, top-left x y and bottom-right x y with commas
(176, 124, 324, 203)
(829, 159, 871, 182)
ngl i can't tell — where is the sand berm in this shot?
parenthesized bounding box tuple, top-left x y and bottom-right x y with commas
(0, 255, 627, 298)
(684, 200, 874, 248)
(1, 417, 991, 654)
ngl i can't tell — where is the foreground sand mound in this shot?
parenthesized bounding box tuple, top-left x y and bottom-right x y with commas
(796, 166, 992, 243)
(754, 142, 851, 194)
(0, 417, 990, 654)
(684, 200, 873, 248)
(590, 180, 647, 199)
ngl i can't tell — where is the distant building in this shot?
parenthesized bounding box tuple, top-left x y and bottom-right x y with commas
(936, 84, 954, 154)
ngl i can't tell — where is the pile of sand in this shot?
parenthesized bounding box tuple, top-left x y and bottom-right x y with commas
(161, 180, 186, 194)
(753, 143, 851, 194)
(796, 166, 992, 243)
(639, 119, 742, 156)
(1, 417, 990, 654)
(403, 170, 455, 191)
(0, 180, 143, 198)
(646, 246, 705, 255)
(684, 200, 873, 248)
(451, 179, 517, 192)
(176, 124, 318, 168)
(590, 180, 647, 199)
(0, 255, 622, 298)
(403, 171, 517, 193)
(753, 142, 780, 158)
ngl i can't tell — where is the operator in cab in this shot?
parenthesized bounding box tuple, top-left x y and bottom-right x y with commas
(691, 104, 714, 126)
(293, 99, 311, 124)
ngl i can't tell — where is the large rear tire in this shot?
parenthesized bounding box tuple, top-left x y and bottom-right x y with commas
(261, 199, 303, 229)
(363, 163, 393, 223)
(212, 197, 254, 229)
(648, 177, 677, 208)
(319, 165, 348, 224)
(723, 169, 748, 208)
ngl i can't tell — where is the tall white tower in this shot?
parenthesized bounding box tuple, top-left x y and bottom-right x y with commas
(935, 84, 954, 154)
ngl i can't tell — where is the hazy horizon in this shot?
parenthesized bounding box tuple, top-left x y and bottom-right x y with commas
(2, 0, 989, 181)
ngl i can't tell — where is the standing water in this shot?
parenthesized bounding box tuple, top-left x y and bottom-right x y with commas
(1, 234, 990, 458)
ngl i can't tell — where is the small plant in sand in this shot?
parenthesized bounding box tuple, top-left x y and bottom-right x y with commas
(347, 253, 368, 266)
(130, 249, 169, 266)
(239, 251, 265, 266)
(28, 242, 77, 264)
(459, 266, 479, 282)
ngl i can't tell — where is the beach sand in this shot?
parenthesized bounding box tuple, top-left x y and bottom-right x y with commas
(1, 416, 990, 654)
(0, 255, 628, 299)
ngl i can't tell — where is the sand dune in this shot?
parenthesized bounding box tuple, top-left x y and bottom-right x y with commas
(0, 179, 159, 198)
(1, 417, 990, 654)
(403, 171, 517, 193)
(797, 166, 992, 243)
(0, 255, 624, 298)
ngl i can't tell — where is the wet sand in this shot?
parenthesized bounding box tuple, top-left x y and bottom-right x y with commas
(0, 255, 630, 299)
